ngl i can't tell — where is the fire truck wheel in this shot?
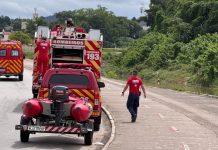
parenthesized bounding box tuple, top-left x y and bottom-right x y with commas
(18, 75, 23, 81)
(94, 116, 101, 131)
(20, 116, 31, 142)
(84, 131, 93, 145)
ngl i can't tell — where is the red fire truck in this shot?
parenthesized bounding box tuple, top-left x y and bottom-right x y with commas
(32, 25, 104, 131)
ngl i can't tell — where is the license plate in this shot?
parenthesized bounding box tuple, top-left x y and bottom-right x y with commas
(0, 68, 5, 72)
(28, 126, 46, 131)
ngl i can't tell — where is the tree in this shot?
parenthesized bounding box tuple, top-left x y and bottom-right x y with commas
(26, 16, 47, 38)
(55, 7, 143, 47)
(9, 31, 32, 45)
(0, 16, 11, 30)
(11, 18, 22, 31)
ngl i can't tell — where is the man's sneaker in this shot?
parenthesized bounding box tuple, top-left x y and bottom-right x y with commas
(131, 114, 137, 122)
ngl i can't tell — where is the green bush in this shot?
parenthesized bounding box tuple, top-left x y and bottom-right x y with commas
(9, 31, 32, 45)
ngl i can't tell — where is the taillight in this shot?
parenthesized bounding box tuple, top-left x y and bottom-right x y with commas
(93, 91, 101, 111)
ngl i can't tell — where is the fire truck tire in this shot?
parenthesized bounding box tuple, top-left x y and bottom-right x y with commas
(18, 75, 23, 81)
(20, 116, 31, 142)
(94, 115, 101, 131)
(84, 131, 93, 145)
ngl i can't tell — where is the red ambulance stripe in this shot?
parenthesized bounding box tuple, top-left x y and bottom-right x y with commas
(11, 45, 16, 49)
(16, 59, 22, 66)
(68, 128, 75, 133)
(79, 90, 94, 100)
(7, 67, 15, 73)
(58, 127, 67, 133)
(52, 127, 59, 132)
(88, 41, 98, 51)
(54, 127, 61, 132)
(70, 89, 94, 105)
(48, 126, 55, 132)
(9, 60, 19, 73)
(1, 60, 8, 67)
(76, 89, 95, 105)
(88, 90, 95, 96)
(9, 65, 18, 73)
(46, 126, 53, 131)
(85, 59, 101, 70)
(12, 60, 21, 71)
(16, 44, 22, 50)
(9, 65, 19, 73)
(64, 127, 72, 133)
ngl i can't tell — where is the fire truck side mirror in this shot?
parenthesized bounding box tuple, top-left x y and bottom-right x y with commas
(98, 82, 105, 88)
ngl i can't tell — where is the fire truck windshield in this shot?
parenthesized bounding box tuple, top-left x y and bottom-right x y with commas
(48, 74, 89, 87)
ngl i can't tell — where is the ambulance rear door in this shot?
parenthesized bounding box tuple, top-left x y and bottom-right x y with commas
(8, 48, 23, 74)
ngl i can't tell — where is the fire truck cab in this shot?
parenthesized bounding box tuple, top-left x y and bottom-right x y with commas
(0, 40, 24, 81)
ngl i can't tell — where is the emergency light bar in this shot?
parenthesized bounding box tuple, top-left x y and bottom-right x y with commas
(53, 63, 92, 69)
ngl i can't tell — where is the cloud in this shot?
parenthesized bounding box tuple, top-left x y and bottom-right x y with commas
(0, 0, 150, 19)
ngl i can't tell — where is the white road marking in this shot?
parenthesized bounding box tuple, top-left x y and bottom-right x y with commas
(170, 126, 179, 132)
(158, 113, 165, 119)
(94, 142, 105, 145)
(180, 143, 190, 150)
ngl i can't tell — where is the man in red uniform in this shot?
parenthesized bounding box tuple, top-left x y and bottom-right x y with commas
(122, 70, 146, 122)
(36, 37, 50, 77)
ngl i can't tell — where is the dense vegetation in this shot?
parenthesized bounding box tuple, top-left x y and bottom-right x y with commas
(103, 0, 218, 93)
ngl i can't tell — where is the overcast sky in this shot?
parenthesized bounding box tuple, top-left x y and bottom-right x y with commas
(0, 0, 150, 19)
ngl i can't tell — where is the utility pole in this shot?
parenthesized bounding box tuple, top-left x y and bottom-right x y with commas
(33, 8, 38, 22)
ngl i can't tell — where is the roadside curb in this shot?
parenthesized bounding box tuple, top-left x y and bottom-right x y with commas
(101, 106, 116, 150)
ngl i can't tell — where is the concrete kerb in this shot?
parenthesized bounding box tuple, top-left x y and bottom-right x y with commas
(101, 106, 116, 150)
(24, 60, 116, 149)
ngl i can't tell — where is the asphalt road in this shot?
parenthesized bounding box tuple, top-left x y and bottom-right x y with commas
(0, 68, 110, 150)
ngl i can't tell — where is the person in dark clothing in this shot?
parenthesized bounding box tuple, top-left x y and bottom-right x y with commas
(121, 70, 146, 122)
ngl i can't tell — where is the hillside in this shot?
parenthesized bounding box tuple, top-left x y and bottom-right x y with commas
(103, 0, 218, 95)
